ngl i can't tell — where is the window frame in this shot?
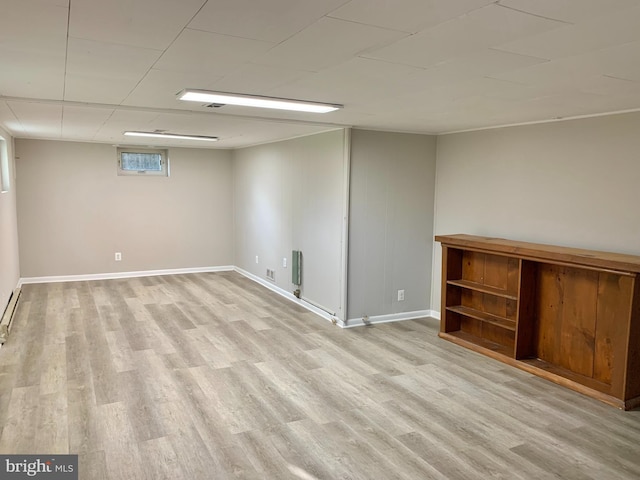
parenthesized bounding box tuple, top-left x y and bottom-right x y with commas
(117, 147, 169, 177)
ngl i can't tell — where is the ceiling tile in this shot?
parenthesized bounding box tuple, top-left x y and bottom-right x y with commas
(404, 49, 547, 90)
(495, 4, 640, 60)
(513, 91, 632, 119)
(497, 0, 640, 23)
(362, 3, 565, 68)
(254, 17, 407, 72)
(188, 0, 350, 43)
(588, 41, 640, 83)
(62, 106, 114, 140)
(493, 56, 605, 88)
(577, 75, 640, 97)
(94, 109, 164, 144)
(0, 101, 27, 137)
(329, 0, 494, 33)
(210, 64, 312, 96)
(266, 57, 423, 104)
(370, 76, 529, 116)
(0, 0, 68, 50)
(39, 0, 69, 6)
(482, 82, 563, 102)
(494, 40, 640, 88)
(0, 0, 68, 99)
(122, 69, 223, 110)
(69, 0, 207, 50)
(153, 29, 275, 75)
(205, 121, 336, 148)
(6, 102, 63, 138)
(0, 50, 66, 100)
(64, 38, 162, 104)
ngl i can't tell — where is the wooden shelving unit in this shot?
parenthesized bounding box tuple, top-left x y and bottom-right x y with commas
(436, 234, 640, 410)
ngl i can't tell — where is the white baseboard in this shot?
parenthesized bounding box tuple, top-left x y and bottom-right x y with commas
(18, 265, 234, 286)
(233, 267, 337, 324)
(342, 309, 439, 328)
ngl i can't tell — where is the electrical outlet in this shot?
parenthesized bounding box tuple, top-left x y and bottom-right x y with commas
(266, 269, 275, 281)
(115, 252, 122, 261)
(255, 255, 259, 264)
(397, 289, 405, 301)
(282, 257, 287, 268)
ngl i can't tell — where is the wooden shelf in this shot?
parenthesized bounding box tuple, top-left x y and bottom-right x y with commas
(446, 305, 516, 331)
(446, 279, 517, 300)
(437, 234, 640, 410)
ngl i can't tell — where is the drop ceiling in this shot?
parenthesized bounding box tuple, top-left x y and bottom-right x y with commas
(2, 0, 640, 148)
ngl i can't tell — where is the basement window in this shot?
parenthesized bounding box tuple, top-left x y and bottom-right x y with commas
(117, 147, 168, 176)
(0, 136, 9, 193)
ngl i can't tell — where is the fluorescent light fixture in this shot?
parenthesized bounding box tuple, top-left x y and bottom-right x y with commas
(124, 131, 218, 142)
(177, 89, 342, 113)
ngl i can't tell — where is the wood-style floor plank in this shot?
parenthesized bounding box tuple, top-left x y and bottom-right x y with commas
(0, 271, 639, 479)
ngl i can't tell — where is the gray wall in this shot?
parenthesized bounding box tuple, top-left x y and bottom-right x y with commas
(432, 111, 640, 312)
(16, 140, 233, 277)
(348, 129, 436, 320)
(233, 130, 348, 319)
(0, 127, 20, 311)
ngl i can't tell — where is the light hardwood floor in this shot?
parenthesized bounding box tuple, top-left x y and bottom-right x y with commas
(0, 272, 639, 479)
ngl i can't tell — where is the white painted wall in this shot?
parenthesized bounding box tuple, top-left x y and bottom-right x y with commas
(0, 127, 20, 312)
(16, 140, 233, 277)
(432, 111, 640, 312)
(348, 129, 436, 321)
(233, 130, 348, 319)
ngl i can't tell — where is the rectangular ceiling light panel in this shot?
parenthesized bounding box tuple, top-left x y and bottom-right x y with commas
(177, 89, 342, 113)
(124, 131, 218, 141)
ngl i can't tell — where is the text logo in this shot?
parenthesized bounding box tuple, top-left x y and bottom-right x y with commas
(0, 455, 77, 479)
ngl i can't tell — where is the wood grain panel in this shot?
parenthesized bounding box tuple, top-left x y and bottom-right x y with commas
(481, 323, 515, 352)
(460, 315, 483, 338)
(481, 294, 506, 319)
(483, 254, 508, 290)
(535, 264, 564, 366)
(506, 298, 517, 322)
(594, 273, 632, 387)
(461, 289, 483, 312)
(462, 251, 485, 285)
(507, 257, 520, 296)
(559, 267, 597, 377)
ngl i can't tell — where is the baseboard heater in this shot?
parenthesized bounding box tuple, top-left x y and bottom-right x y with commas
(0, 288, 21, 345)
(300, 296, 336, 317)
